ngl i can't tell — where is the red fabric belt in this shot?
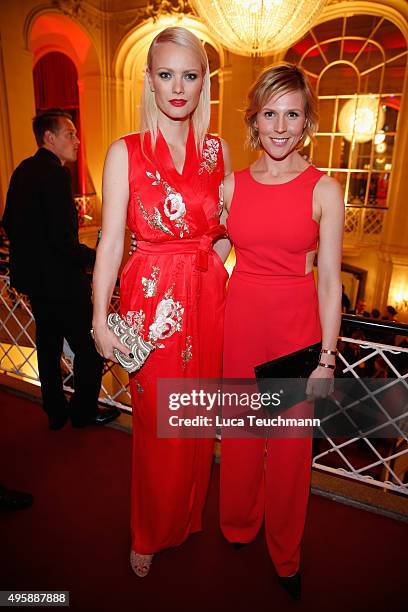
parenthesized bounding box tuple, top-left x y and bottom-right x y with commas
(135, 224, 227, 272)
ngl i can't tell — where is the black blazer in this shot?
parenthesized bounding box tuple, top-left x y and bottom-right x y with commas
(2, 148, 96, 300)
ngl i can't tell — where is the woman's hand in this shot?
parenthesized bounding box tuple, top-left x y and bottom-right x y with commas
(305, 365, 334, 401)
(92, 321, 127, 363)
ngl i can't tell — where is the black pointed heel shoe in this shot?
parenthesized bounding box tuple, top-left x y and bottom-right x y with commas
(278, 570, 301, 601)
(231, 542, 248, 550)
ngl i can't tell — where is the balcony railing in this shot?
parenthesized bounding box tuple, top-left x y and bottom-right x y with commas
(344, 206, 387, 245)
(73, 193, 99, 227)
(312, 314, 408, 496)
(0, 274, 407, 497)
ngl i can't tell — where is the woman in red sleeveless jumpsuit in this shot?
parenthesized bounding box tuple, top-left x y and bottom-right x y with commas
(220, 63, 344, 599)
(92, 27, 230, 577)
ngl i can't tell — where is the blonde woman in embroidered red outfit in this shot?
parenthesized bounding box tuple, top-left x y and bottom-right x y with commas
(92, 27, 231, 577)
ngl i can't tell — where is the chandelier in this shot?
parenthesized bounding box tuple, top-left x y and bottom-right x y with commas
(338, 96, 386, 144)
(190, 0, 328, 56)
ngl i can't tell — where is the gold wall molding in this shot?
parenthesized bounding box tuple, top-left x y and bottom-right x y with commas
(320, 1, 408, 39)
(144, 0, 194, 22)
(52, 0, 83, 18)
(107, 1, 194, 36)
(23, 2, 102, 54)
(0, 32, 14, 210)
(50, 0, 101, 30)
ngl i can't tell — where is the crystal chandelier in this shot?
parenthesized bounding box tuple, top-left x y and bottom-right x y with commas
(190, 0, 328, 56)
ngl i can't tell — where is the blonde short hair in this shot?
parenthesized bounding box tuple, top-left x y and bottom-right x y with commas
(140, 27, 210, 153)
(245, 62, 319, 150)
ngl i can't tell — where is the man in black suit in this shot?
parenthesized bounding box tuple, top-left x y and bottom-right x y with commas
(2, 108, 119, 430)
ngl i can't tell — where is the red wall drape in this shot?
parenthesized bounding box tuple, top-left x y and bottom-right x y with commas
(34, 51, 79, 109)
(33, 52, 83, 196)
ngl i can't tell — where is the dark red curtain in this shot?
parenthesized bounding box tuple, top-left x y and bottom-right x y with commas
(33, 52, 82, 195)
(34, 51, 79, 109)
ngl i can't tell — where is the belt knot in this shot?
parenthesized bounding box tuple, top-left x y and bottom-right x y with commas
(195, 224, 227, 272)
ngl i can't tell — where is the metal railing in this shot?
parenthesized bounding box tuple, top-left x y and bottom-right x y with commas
(1, 274, 407, 496)
(344, 206, 387, 245)
(73, 193, 99, 226)
(0, 273, 131, 410)
(312, 315, 408, 496)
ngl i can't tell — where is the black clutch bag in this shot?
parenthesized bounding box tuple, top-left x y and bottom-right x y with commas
(254, 342, 322, 415)
(254, 342, 322, 380)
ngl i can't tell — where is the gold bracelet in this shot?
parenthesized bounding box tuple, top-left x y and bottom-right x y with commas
(320, 348, 338, 356)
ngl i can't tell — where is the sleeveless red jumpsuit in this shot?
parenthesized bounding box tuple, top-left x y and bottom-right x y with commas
(220, 165, 324, 576)
(120, 128, 227, 554)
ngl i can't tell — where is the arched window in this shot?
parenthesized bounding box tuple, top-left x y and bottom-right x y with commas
(204, 41, 221, 134)
(285, 15, 407, 242)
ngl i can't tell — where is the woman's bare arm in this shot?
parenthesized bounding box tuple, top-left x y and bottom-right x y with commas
(92, 139, 130, 360)
(315, 175, 344, 353)
(214, 138, 233, 263)
(306, 175, 344, 397)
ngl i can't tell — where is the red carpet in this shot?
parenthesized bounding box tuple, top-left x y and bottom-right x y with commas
(0, 388, 406, 611)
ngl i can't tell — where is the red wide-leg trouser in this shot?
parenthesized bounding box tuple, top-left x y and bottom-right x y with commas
(220, 435, 312, 577)
(221, 272, 319, 576)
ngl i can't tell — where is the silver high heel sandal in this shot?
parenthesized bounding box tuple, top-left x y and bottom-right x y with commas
(130, 550, 154, 578)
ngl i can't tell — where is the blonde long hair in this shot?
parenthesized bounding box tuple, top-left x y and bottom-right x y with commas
(140, 27, 211, 154)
